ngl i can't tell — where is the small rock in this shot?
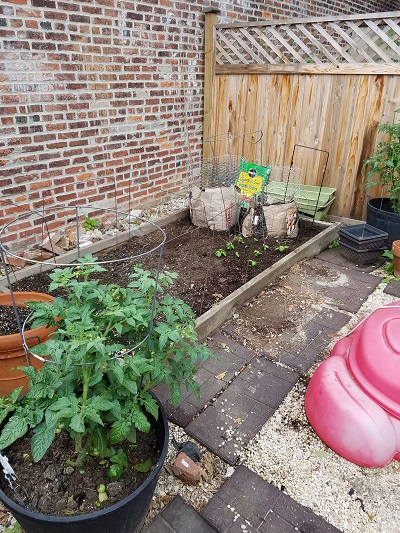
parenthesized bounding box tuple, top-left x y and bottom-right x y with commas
(92, 229, 103, 240)
(107, 482, 123, 497)
(23, 249, 54, 261)
(57, 236, 70, 250)
(4, 255, 27, 267)
(64, 466, 75, 475)
(171, 452, 201, 485)
(41, 233, 65, 255)
(43, 464, 57, 481)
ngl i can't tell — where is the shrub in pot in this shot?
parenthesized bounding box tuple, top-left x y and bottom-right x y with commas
(0, 255, 212, 533)
(363, 118, 400, 245)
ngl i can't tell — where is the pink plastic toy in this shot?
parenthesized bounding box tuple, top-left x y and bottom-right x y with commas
(305, 301, 400, 468)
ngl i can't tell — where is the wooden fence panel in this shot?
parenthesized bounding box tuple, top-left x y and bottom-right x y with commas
(205, 12, 400, 220)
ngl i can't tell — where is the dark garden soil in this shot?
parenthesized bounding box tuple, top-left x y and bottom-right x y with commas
(10, 217, 320, 324)
(0, 306, 31, 336)
(0, 427, 159, 516)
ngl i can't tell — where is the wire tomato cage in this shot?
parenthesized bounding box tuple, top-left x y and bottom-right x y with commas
(0, 204, 167, 368)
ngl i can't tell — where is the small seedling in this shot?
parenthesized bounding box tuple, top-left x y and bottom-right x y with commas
(328, 240, 339, 249)
(235, 251, 240, 258)
(215, 249, 227, 258)
(226, 242, 235, 250)
(234, 235, 244, 244)
(274, 245, 289, 253)
(253, 237, 259, 242)
(249, 259, 258, 267)
(253, 250, 261, 257)
(84, 216, 100, 231)
(262, 244, 269, 250)
(107, 449, 128, 480)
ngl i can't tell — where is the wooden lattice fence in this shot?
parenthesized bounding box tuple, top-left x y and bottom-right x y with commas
(203, 11, 400, 220)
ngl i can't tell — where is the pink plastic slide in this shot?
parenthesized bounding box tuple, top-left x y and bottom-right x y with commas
(305, 301, 400, 468)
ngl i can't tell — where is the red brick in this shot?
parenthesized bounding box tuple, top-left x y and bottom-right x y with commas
(171, 452, 201, 485)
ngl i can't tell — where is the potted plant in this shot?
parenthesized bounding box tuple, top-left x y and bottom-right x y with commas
(0, 291, 54, 397)
(363, 117, 400, 246)
(0, 254, 211, 533)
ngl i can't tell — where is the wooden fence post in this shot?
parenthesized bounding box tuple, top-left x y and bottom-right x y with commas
(203, 8, 220, 162)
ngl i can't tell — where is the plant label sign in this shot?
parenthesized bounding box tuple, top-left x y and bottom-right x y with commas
(235, 161, 271, 200)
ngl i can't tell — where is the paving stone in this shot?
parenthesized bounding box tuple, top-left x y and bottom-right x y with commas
(258, 511, 298, 533)
(201, 466, 342, 533)
(186, 358, 296, 463)
(384, 279, 400, 297)
(199, 494, 236, 532)
(202, 466, 281, 529)
(201, 348, 247, 383)
(144, 495, 217, 533)
(155, 337, 254, 427)
(312, 308, 350, 330)
(211, 329, 257, 362)
(273, 492, 342, 533)
(225, 520, 259, 533)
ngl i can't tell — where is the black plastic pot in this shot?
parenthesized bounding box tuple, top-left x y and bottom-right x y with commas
(366, 198, 400, 247)
(0, 394, 169, 533)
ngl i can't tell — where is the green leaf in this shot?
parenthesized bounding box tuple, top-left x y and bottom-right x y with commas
(110, 449, 128, 467)
(109, 419, 131, 444)
(88, 396, 115, 412)
(83, 407, 104, 426)
(6, 387, 24, 404)
(139, 392, 159, 420)
(70, 413, 85, 433)
(31, 423, 56, 462)
(0, 415, 28, 450)
(107, 463, 124, 480)
(131, 408, 151, 433)
(170, 383, 181, 407)
(110, 363, 124, 385)
(133, 459, 153, 473)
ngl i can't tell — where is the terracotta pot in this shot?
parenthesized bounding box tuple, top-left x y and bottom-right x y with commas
(0, 292, 54, 397)
(392, 240, 400, 277)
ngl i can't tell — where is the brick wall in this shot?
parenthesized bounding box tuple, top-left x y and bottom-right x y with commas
(0, 0, 397, 251)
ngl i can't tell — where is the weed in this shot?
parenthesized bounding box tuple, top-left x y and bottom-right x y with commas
(328, 240, 339, 249)
(84, 216, 100, 231)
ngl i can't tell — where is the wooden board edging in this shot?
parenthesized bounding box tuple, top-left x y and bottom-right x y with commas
(195, 221, 340, 341)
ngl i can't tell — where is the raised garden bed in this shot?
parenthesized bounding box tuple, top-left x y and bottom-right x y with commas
(2, 211, 339, 340)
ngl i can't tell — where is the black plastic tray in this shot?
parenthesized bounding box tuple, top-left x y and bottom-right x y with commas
(339, 242, 385, 265)
(338, 223, 388, 251)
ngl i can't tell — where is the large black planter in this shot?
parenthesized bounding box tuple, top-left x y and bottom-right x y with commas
(366, 198, 400, 247)
(0, 395, 169, 533)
